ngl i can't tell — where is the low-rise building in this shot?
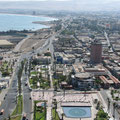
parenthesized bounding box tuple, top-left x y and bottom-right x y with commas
(71, 72, 94, 90)
(0, 40, 14, 49)
(33, 55, 51, 65)
(54, 52, 75, 64)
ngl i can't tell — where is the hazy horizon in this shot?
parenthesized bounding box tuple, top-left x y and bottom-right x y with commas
(0, 0, 120, 12)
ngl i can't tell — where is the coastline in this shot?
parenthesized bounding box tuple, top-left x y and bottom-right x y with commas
(0, 12, 58, 21)
(32, 21, 54, 27)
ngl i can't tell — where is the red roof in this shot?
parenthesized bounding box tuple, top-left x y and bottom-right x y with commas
(109, 75, 120, 84)
(99, 76, 109, 84)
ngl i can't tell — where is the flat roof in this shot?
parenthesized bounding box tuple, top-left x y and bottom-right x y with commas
(75, 73, 91, 79)
(85, 68, 105, 72)
(0, 40, 13, 46)
(73, 64, 84, 73)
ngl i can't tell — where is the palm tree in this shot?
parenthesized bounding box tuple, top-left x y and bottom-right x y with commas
(8, 114, 11, 120)
(61, 113, 65, 120)
(34, 101, 36, 120)
(44, 102, 47, 120)
(113, 102, 117, 118)
(54, 83, 57, 91)
(54, 101, 57, 120)
(53, 99, 57, 120)
(17, 68, 22, 96)
(118, 91, 120, 98)
(32, 46, 35, 53)
(107, 98, 111, 112)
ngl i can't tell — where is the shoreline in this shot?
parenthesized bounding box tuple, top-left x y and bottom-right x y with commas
(32, 21, 54, 27)
(0, 12, 58, 21)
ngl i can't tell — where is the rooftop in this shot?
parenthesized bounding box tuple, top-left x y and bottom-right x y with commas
(75, 73, 91, 79)
(72, 64, 84, 73)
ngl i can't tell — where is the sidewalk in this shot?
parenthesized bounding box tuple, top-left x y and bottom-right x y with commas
(98, 91, 114, 120)
(47, 64, 53, 120)
(49, 64, 53, 89)
(46, 92, 53, 120)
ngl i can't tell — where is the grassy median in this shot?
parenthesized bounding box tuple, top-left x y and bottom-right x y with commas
(52, 109, 60, 120)
(10, 95, 23, 120)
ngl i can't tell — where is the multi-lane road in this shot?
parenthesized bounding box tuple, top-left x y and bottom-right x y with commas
(0, 30, 57, 120)
(0, 60, 19, 120)
(22, 69, 32, 120)
(100, 90, 120, 120)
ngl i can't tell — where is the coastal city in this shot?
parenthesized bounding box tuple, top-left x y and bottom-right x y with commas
(0, 1, 120, 120)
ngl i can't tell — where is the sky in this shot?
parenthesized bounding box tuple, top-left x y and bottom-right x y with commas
(0, 0, 119, 2)
(0, 0, 120, 11)
(0, 0, 119, 4)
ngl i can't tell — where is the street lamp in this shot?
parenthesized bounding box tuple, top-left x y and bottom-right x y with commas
(37, 82, 40, 99)
(42, 89, 44, 98)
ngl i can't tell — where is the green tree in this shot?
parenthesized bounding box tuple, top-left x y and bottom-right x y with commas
(17, 61, 24, 96)
(95, 109, 109, 120)
(34, 101, 36, 120)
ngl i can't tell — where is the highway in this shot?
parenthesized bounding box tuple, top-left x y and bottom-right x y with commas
(104, 31, 114, 52)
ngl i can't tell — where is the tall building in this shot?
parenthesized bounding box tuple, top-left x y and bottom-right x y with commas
(90, 40, 102, 64)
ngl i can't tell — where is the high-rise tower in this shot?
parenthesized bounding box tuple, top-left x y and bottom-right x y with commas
(90, 40, 102, 64)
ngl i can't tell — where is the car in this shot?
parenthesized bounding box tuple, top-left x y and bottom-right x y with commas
(22, 113, 26, 120)
(29, 88, 32, 92)
(0, 109, 4, 115)
(25, 82, 27, 86)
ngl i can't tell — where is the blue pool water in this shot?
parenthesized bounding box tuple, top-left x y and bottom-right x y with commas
(0, 14, 56, 31)
(62, 107, 91, 118)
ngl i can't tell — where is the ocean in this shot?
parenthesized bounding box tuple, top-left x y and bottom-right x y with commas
(0, 14, 56, 32)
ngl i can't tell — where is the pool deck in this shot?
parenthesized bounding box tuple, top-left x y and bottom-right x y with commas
(56, 93, 98, 120)
(61, 102, 91, 107)
(63, 117, 93, 120)
(31, 91, 113, 120)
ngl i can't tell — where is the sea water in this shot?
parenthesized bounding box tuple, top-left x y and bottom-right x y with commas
(0, 14, 56, 32)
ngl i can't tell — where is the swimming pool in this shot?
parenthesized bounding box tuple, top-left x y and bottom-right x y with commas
(62, 107, 91, 118)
